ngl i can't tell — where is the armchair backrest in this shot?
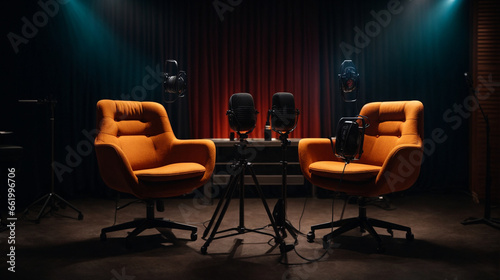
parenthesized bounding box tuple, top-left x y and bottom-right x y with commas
(359, 101, 424, 166)
(95, 99, 176, 171)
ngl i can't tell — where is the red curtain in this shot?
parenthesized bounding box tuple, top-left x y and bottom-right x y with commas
(187, 1, 324, 139)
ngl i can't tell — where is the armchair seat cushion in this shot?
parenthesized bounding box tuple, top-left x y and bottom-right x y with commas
(135, 162, 206, 182)
(309, 161, 381, 182)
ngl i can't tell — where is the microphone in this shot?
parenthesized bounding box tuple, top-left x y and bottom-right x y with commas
(338, 60, 360, 102)
(227, 93, 258, 134)
(163, 59, 187, 104)
(269, 92, 299, 134)
(335, 60, 367, 162)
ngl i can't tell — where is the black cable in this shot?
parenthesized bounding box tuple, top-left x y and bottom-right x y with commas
(331, 163, 347, 233)
(277, 161, 349, 265)
(297, 196, 308, 233)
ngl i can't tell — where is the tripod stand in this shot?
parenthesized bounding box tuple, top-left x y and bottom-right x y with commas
(201, 135, 288, 255)
(20, 98, 83, 223)
(273, 133, 301, 243)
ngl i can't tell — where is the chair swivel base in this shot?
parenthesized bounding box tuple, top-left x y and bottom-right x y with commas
(101, 200, 197, 245)
(100, 217, 197, 244)
(306, 205, 414, 253)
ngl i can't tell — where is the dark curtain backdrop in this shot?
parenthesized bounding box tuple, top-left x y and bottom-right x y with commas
(1, 0, 470, 205)
(187, 0, 322, 139)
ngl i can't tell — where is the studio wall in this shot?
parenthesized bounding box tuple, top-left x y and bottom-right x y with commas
(1, 0, 471, 205)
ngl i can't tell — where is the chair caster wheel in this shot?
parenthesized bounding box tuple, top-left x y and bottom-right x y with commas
(78, 213, 84, 220)
(201, 246, 207, 255)
(406, 232, 414, 241)
(100, 232, 107, 241)
(306, 231, 315, 243)
(191, 232, 197, 241)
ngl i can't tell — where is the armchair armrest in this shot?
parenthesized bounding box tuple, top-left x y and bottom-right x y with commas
(376, 144, 423, 194)
(94, 142, 138, 194)
(168, 139, 216, 182)
(298, 138, 342, 179)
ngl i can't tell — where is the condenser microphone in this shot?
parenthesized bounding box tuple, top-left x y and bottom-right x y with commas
(270, 92, 299, 134)
(227, 93, 258, 134)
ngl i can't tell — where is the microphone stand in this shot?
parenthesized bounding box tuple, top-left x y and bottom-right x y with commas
(461, 75, 500, 229)
(269, 109, 301, 245)
(274, 132, 301, 242)
(20, 97, 83, 223)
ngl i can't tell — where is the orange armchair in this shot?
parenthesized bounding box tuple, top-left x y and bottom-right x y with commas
(95, 100, 215, 243)
(299, 101, 424, 252)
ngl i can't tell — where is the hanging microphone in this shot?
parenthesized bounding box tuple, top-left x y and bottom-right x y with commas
(227, 93, 258, 134)
(163, 59, 187, 103)
(338, 60, 360, 102)
(269, 92, 299, 134)
(334, 60, 367, 162)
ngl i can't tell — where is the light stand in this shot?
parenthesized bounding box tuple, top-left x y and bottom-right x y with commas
(462, 73, 500, 229)
(201, 133, 288, 255)
(20, 98, 83, 223)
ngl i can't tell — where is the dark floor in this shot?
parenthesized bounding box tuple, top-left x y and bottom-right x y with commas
(1, 191, 499, 280)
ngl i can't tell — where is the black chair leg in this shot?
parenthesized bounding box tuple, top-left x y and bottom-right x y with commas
(100, 200, 197, 243)
(307, 201, 414, 252)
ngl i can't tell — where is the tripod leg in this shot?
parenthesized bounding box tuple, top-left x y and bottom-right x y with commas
(33, 193, 53, 223)
(247, 164, 289, 253)
(284, 221, 298, 241)
(23, 193, 50, 215)
(203, 172, 239, 238)
(53, 193, 84, 220)
(201, 168, 242, 254)
(462, 217, 500, 229)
